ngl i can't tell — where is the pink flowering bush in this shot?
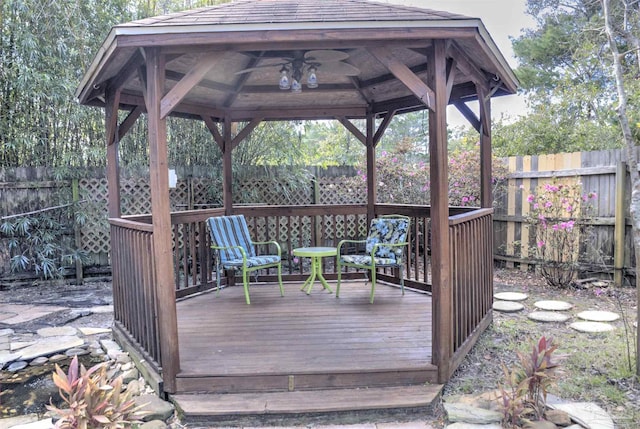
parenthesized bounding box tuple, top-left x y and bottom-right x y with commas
(526, 179, 597, 288)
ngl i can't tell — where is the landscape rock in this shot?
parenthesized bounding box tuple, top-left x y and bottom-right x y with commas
(134, 395, 175, 422)
(139, 420, 169, 429)
(552, 402, 615, 429)
(36, 326, 77, 337)
(445, 423, 501, 429)
(48, 354, 67, 363)
(0, 351, 22, 368)
(545, 408, 572, 426)
(17, 336, 84, 361)
(0, 414, 40, 429)
(77, 327, 111, 336)
(65, 347, 89, 356)
(444, 403, 502, 425)
(522, 421, 557, 429)
(6, 418, 53, 429)
(122, 367, 140, 384)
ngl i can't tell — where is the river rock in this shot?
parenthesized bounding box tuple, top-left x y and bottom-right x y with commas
(49, 354, 68, 363)
(7, 360, 28, 371)
(29, 356, 49, 366)
(522, 421, 557, 429)
(134, 395, 175, 422)
(444, 403, 502, 424)
(65, 347, 89, 356)
(545, 408, 572, 426)
(122, 368, 140, 384)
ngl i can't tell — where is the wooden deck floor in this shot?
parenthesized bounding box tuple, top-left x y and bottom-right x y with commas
(175, 280, 437, 394)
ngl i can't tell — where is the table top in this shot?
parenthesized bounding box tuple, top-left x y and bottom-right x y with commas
(293, 246, 337, 257)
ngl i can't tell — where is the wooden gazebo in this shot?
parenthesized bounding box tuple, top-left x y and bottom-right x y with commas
(76, 0, 517, 419)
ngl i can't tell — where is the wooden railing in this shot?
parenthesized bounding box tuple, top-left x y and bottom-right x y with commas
(113, 204, 494, 385)
(110, 218, 161, 370)
(448, 208, 494, 372)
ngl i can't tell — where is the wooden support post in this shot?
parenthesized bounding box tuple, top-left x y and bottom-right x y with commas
(614, 161, 626, 287)
(72, 179, 84, 285)
(222, 116, 233, 215)
(105, 89, 121, 218)
(146, 48, 180, 393)
(428, 40, 452, 383)
(479, 89, 492, 209)
(365, 113, 376, 223)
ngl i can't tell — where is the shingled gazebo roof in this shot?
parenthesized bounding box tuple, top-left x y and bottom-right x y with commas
(76, 0, 518, 121)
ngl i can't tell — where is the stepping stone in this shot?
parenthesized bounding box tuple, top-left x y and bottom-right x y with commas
(551, 402, 615, 429)
(90, 305, 114, 313)
(534, 300, 573, 311)
(37, 326, 78, 337)
(570, 321, 615, 333)
(492, 301, 524, 313)
(528, 311, 570, 323)
(577, 310, 620, 322)
(78, 327, 112, 336)
(11, 341, 36, 351)
(494, 292, 528, 301)
(17, 336, 85, 361)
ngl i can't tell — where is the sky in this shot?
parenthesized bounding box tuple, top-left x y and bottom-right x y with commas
(383, 0, 537, 128)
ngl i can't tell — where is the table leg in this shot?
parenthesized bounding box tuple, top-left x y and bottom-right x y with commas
(305, 256, 333, 294)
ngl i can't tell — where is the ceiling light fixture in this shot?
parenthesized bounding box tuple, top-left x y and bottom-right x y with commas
(278, 60, 318, 93)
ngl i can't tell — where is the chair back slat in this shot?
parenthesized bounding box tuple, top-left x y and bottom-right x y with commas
(365, 216, 409, 261)
(207, 215, 256, 262)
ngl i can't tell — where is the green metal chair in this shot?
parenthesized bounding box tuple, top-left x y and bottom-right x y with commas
(207, 215, 284, 305)
(336, 215, 410, 303)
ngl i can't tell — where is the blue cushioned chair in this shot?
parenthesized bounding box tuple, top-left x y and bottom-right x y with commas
(207, 215, 284, 304)
(336, 215, 410, 303)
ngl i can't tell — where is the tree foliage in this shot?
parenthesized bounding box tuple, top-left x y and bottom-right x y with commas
(494, 0, 640, 156)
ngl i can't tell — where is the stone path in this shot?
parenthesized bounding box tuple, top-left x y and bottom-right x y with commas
(492, 289, 621, 333)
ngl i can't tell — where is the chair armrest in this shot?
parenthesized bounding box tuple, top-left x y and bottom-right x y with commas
(337, 239, 366, 254)
(253, 240, 282, 257)
(211, 244, 248, 261)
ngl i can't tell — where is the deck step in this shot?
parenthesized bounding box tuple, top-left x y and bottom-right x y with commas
(171, 383, 443, 426)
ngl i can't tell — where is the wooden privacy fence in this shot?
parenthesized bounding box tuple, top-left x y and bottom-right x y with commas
(494, 149, 634, 286)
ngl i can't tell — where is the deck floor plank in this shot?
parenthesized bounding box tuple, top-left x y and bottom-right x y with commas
(176, 280, 435, 391)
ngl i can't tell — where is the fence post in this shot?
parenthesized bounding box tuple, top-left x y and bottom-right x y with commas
(614, 161, 626, 287)
(71, 179, 84, 285)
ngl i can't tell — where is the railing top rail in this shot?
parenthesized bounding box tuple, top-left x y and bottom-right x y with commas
(448, 207, 493, 226)
(109, 217, 154, 232)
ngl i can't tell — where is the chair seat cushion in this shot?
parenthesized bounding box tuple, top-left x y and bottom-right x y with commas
(340, 255, 398, 266)
(223, 255, 281, 269)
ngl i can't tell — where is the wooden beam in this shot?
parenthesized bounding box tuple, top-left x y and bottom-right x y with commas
(118, 106, 144, 141)
(222, 116, 233, 214)
(454, 101, 480, 132)
(202, 116, 223, 150)
(477, 85, 492, 208)
(160, 54, 220, 118)
(448, 42, 489, 93)
(137, 66, 148, 106)
(373, 110, 397, 147)
(366, 113, 376, 223)
(445, 58, 457, 104)
(108, 50, 145, 94)
(105, 89, 121, 218)
(368, 46, 435, 111)
(337, 116, 366, 144)
(145, 47, 180, 393)
(427, 40, 452, 383)
(231, 117, 262, 150)
(224, 53, 264, 107)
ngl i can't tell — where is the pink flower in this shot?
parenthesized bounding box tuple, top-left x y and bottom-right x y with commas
(519, 184, 525, 189)
(527, 194, 535, 203)
(590, 192, 598, 199)
(566, 205, 573, 213)
(566, 220, 575, 230)
(552, 224, 559, 231)
(544, 201, 553, 208)
(533, 203, 539, 209)
(293, 257, 299, 264)
(462, 196, 469, 203)
(537, 240, 545, 248)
